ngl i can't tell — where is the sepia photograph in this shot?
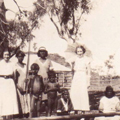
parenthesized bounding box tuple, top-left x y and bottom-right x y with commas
(0, 0, 120, 120)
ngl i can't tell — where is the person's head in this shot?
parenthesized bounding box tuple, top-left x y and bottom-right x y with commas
(30, 63, 39, 75)
(3, 49, 10, 62)
(75, 45, 86, 56)
(61, 89, 69, 100)
(105, 86, 115, 98)
(48, 70, 56, 83)
(37, 47, 48, 59)
(16, 50, 25, 63)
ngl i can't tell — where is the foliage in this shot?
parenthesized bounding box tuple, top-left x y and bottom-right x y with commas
(0, 0, 92, 56)
(36, 0, 92, 43)
(0, 0, 46, 56)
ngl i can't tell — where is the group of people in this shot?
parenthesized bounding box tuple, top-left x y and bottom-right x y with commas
(0, 45, 120, 120)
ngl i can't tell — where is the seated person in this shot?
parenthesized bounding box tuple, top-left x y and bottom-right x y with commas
(57, 88, 74, 116)
(95, 86, 120, 120)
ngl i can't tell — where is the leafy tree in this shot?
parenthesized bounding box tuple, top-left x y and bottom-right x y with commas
(105, 55, 114, 78)
(0, 0, 46, 57)
(36, 0, 92, 43)
(0, 0, 92, 57)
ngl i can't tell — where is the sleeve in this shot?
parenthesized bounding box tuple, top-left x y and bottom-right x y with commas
(68, 99, 74, 111)
(57, 99, 62, 112)
(115, 97, 120, 111)
(98, 97, 104, 112)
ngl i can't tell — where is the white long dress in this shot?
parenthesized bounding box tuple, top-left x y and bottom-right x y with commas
(15, 63, 30, 114)
(0, 60, 19, 116)
(70, 56, 91, 111)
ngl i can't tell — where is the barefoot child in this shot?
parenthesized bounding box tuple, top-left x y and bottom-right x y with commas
(45, 70, 60, 116)
(29, 63, 44, 118)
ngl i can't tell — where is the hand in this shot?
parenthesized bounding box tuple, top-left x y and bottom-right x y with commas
(70, 111, 75, 115)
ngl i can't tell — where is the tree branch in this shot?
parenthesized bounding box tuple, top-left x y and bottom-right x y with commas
(12, 0, 22, 13)
(75, 10, 84, 36)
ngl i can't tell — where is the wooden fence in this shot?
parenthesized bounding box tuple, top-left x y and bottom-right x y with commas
(55, 71, 120, 91)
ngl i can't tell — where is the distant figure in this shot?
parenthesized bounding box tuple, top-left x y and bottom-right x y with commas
(57, 89, 74, 116)
(29, 63, 44, 118)
(44, 70, 60, 116)
(15, 50, 30, 118)
(70, 45, 91, 113)
(95, 86, 120, 120)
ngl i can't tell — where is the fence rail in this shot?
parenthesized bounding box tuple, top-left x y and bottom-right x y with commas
(12, 112, 120, 120)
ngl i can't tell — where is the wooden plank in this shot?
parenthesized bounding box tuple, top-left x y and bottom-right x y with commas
(13, 112, 120, 120)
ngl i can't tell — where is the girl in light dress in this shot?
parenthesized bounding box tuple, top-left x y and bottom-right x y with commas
(15, 51, 30, 118)
(0, 49, 19, 120)
(70, 46, 91, 115)
(95, 86, 120, 120)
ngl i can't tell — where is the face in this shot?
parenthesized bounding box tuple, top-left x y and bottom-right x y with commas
(49, 75, 55, 83)
(106, 90, 113, 98)
(39, 51, 46, 59)
(17, 55, 24, 63)
(63, 93, 69, 100)
(3, 51, 10, 62)
(76, 48, 84, 56)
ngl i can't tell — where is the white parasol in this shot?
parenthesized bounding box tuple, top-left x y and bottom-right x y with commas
(65, 42, 92, 63)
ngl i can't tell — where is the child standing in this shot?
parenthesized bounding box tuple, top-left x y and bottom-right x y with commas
(28, 63, 44, 118)
(45, 70, 60, 116)
(57, 89, 74, 116)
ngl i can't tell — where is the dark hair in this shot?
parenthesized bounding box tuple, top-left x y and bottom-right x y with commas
(75, 45, 86, 54)
(3, 48, 11, 56)
(37, 49, 48, 57)
(105, 86, 115, 98)
(61, 88, 69, 95)
(31, 63, 39, 70)
(16, 50, 25, 57)
(48, 70, 56, 78)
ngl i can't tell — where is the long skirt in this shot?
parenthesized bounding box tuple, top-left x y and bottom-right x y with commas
(70, 71, 90, 111)
(17, 89, 30, 114)
(0, 78, 19, 116)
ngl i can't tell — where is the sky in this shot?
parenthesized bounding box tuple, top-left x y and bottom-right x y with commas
(4, 0, 120, 74)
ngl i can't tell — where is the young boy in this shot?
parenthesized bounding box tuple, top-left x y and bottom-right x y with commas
(28, 63, 44, 118)
(57, 89, 74, 116)
(44, 70, 60, 116)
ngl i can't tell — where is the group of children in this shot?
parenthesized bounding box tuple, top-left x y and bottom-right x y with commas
(27, 63, 73, 118)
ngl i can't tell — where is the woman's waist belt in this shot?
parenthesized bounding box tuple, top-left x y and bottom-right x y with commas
(0, 75, 13, 79)
(74, 70, 86, 72)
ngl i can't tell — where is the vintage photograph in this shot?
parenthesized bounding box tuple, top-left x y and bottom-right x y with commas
(0, 0, 120, 120)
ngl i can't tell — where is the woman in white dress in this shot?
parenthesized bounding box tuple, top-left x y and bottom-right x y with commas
(70, 45, 91, 114)
(34, 47, 53, 114)
(0, 49, 19, 120)
(15, 51, 30, 118)
(35, 47, 53, 85)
